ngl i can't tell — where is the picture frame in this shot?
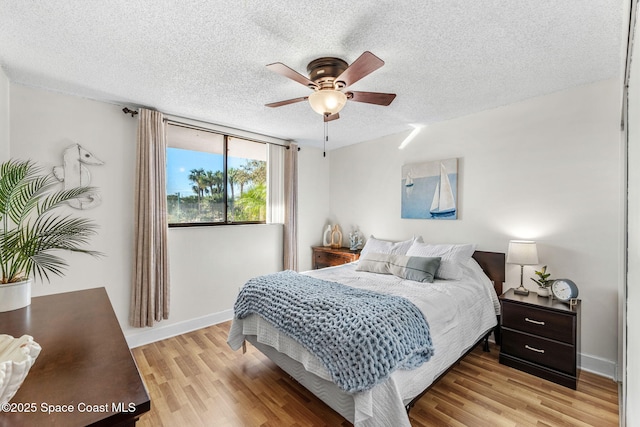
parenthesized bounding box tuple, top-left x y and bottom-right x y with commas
(401, 158, 458, 220)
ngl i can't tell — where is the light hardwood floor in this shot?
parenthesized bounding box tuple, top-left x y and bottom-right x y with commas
(132, 322, 619, 426)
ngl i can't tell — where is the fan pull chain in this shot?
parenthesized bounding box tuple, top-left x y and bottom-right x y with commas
(323, 116, 328, 157)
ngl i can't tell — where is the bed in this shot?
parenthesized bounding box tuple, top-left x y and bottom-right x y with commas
(228, 240, 505, 427)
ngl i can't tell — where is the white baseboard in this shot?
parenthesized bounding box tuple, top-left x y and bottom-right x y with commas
(579, 352, 619, 381)
(125, 309, 234, 348)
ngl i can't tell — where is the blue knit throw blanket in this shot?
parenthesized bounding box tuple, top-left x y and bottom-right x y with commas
(234, 270, 435, 393)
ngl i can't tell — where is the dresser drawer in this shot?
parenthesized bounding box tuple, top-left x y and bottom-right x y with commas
(502, 302, 575, 343)
(501, 329, 576, 375)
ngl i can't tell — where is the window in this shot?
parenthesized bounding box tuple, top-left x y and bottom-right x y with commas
(166, 123, 268, 226)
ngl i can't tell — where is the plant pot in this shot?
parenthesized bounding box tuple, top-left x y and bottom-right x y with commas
(537, 286, 551, 297)
(0, 280, 32, 312)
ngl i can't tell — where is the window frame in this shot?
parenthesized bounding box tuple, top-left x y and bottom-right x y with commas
(166, 122, 272, 228)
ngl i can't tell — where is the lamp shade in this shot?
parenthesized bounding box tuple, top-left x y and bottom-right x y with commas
(308, 90, 347, 116)
(506, 240, 539, 265)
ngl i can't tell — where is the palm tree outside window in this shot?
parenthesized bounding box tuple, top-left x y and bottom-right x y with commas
(166, 124, 267, 226)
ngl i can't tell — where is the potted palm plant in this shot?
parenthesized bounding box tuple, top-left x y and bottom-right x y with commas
(0, 159, 101, 312)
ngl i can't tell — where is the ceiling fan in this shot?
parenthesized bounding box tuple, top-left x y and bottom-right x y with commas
(265, 51, 396, 122)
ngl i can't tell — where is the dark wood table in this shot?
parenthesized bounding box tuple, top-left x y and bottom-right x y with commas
(0, 287, 150, 426)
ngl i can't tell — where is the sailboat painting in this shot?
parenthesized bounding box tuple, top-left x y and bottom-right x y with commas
(401, 158, 458, 220)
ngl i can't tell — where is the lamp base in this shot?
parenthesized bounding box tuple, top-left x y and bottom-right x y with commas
(513, 286, 530, 296)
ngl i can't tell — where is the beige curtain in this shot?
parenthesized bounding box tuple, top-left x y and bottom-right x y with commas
(283, 143, 298, 271)
(267, 143, 285, 224)
(130, 108, 170, 327)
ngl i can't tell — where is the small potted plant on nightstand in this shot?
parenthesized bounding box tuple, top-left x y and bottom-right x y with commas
(531, 265, 553, 297)
(0, 159, 102, 312)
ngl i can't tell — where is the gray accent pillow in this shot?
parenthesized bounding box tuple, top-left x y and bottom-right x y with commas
(405, 242, 476, 280)
(356, 252, 441, 283)
(356, 252, 391, 274)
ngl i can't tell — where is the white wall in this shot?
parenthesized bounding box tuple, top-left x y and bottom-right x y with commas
(626, 21, 640, 425)
(0, 67, 9, 162)
(9, 84, 138, 333)
(297, 147, 331, 272)
(329, 79, 623, 378)
(130, 223, 283, 346)
(9, 84, 284, 346)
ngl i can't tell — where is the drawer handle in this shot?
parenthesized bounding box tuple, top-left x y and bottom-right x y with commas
(525, 345, 545, 354)
(524, 317, 545, 326)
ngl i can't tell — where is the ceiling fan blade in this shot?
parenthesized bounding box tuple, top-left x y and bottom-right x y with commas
(347, 91, 396, 106)
(266, 62, 318, 89)
(265, 96, 308, 108)
(335, 51, 384, 88)
(324, 113, 340, 122)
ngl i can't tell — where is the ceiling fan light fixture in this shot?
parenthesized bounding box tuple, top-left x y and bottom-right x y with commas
(266, 52, 394, 120)
(308, 89, 347, 116)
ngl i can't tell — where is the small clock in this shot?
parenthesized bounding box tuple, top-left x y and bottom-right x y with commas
(550, 279, 579, 302)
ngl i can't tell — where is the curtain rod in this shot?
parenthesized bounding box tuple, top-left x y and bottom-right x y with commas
(121, 107, 300, 151)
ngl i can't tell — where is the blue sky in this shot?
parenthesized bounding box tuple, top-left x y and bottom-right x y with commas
(166, 148, 248, 195)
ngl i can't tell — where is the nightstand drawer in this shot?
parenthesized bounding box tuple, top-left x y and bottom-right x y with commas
(314, 251, 351, 267)
(312, 247, 360, 269)
(502, 302, 574, 343)
(501, 329, 576, 374)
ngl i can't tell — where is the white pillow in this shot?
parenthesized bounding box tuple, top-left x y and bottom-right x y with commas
(406, 242, 476, 280)
(360, 235, 422, 258)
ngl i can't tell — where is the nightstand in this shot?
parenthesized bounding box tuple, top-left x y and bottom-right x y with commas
(499, 288, 581, 389)
(311, 246, 361, 269)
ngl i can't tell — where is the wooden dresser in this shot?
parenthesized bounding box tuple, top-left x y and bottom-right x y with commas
(0, 287, 150, 426)
(499, 288, 581, 389)
(312, 246, 361, 269)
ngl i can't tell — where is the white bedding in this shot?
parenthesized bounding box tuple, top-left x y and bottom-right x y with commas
(228, 257, 499, 426)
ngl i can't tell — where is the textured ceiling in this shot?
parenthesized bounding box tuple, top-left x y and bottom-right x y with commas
(0, 1, 624, 150)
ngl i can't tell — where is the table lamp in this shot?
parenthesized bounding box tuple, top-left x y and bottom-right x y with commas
(506, 240, 539, 296)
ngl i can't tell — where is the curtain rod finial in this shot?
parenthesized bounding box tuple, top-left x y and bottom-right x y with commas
(122, 107, 139, 117)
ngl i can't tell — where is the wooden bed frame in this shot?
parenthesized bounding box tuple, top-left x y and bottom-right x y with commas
(472, 250, 506, 295)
